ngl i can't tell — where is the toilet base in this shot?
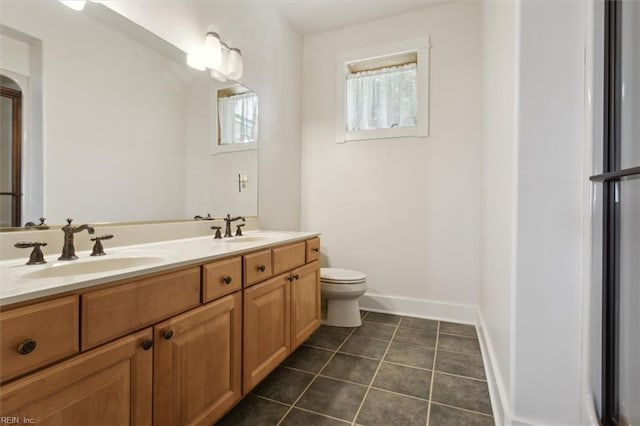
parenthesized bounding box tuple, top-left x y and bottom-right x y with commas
(323, 298, 362, 327)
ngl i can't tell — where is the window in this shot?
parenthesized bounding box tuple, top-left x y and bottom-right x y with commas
(336, 38, 430, 143)
(213, 84, 259, 154)
(218, 91, 258, 145)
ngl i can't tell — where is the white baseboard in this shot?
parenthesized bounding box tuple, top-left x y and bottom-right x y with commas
(476, 309, 536, 426)
(358, 293, 477, 325)
(476, 309, 509, 426)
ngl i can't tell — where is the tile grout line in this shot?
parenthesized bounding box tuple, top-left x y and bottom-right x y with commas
(254, 394, 355, 424)
(425, 321, 440, 426)
(275, 324, 359, 425)
(304, 342, 480, 360)
(429, 400, 494, 418)
(349, 319, 402, 426)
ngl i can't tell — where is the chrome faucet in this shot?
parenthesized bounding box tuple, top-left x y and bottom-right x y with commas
(59, 218, 95, 260)
(223, 214, 245, 238)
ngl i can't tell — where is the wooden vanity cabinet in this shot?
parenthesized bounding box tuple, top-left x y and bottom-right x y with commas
(243, 273, 291, 393)
(290, 261, 321, 350)
(81, 267, 200, 350)
(0, 328, 153, 425)
(154, 292, 242, 426)
(243, 240, 321, 394)
(0, 295, 79, 383)
(0, 235, 321, 425)
(202, 257, 242, 302)
(243, 249, 273, 287)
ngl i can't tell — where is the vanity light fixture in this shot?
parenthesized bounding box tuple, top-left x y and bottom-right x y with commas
(203, 32, 222, 68)
(187, 32, 243, 81)
(227, 48, 243, 80)
(59, 0, 87, 11)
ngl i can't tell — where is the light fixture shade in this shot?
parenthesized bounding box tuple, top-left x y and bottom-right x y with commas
(203, 32, 222, 69)
(60, 0, 86, 10)
(186, 48, 207, 71)
(210, 68, 228, 82)
(227, 48, 243, 80)
(210, 46, 229, 81)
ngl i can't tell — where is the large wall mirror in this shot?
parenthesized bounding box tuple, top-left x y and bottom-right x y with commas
(0, 1, 258, 229)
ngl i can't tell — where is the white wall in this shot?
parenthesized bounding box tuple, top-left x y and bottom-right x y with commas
(301, 1, 482, 319)
(511, 1, 585, 424)
(478, 1, 518, 423)
(101, 1, 303, 231)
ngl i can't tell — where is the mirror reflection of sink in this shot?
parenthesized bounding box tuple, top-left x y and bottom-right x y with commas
(23, 257, 165, 279)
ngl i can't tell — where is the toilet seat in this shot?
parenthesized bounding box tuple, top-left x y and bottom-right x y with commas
(320, 268, 366, 284)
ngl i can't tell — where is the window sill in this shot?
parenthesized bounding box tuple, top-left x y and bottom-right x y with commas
(211, 141, 257, 155)
(337, 127, 416, 143)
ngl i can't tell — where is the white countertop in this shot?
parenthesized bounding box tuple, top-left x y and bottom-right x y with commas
(0, 230, 319, 307)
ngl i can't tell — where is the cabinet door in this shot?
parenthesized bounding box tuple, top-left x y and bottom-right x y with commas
(154, 292, 242, 426)
(243, 274, 290, 393)
(290, 261, 321, 350)
(0, 329, 152, 425)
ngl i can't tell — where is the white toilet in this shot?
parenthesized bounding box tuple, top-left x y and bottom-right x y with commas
(320, 268, 367, 327)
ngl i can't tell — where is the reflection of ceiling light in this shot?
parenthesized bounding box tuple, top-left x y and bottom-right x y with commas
(203, 32, 222, 69)
(187, 32, 243, 81)
(186, 48, 207, 71)
(227, 48, 243, 80)
(60, 1, 86, 11)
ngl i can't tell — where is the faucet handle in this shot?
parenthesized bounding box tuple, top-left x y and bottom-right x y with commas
(235, 224, 245, 237)
(14, 242, 48, 265)
(90, 235, 113, 256)
(66, 218, 73, 225)
(211, 226, 222, 239)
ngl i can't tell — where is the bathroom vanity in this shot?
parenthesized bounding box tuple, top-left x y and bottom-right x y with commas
(0, 231, 321, 425)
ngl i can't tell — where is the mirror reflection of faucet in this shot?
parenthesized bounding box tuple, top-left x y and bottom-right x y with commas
(194, 214, 214, 220)
(24, 217, 50, 230)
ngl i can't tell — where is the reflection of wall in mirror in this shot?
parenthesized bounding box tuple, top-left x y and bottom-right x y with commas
(1, 2, 257, 225)
(184, 75, 258, 217)
(0, 32, 44, 227)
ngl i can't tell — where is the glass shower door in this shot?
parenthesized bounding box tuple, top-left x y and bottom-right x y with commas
(616, 2, 640, 423)
(594, 1, 640, 424)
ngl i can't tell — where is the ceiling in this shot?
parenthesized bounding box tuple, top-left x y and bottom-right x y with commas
(273, 0, 446, 36)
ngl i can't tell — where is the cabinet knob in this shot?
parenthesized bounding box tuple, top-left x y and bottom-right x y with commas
(312, 248, 319, 253)
(142, 339, 154, 351)
(17, 339, 37, 355)
(293, 274, 300, 281)
(163, 329, 174, 340)
(222, 276, 233, 285)
(257, 265, 266, 272)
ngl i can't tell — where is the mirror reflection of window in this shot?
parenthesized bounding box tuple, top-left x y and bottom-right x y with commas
(217, 87, 258, 146)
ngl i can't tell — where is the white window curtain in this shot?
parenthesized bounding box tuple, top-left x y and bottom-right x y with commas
(218, 92, 259, 145)
(346, 63, 417, 132)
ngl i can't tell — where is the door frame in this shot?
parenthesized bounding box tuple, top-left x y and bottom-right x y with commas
(0, 85, 23, 227)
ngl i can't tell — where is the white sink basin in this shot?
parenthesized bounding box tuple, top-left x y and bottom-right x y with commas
(23, 256, 165, 279)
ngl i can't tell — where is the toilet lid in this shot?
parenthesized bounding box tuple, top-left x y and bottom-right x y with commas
(320, 268, 366, 284)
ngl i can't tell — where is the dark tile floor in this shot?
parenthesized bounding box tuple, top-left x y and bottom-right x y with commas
(217, 311, 494, 426)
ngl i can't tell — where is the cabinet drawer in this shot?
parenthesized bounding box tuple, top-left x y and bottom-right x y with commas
(82, 267, 200, 350)
(203, 256, 242, 302)
(273, 242, 306, 275)
(0, 295, 79, 383)
(305, 238, 321, 262)
(244, 249, 273, 287)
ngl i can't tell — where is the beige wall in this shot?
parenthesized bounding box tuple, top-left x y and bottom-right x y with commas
(301, 1, 483, 318)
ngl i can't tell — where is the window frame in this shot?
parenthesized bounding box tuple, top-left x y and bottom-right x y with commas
(335, 37, 431, 144)
(211, 84, 258, 155)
